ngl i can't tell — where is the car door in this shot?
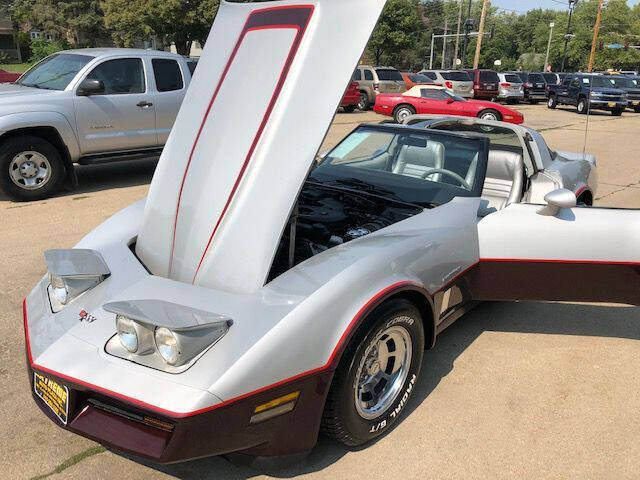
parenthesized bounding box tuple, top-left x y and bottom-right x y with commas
(417, 88, 451, 115)
(556, 75, 571, 102)
(566, 76, 582, 105)
(150, 57, 188, 145)
(73, 57, 157, 154)
(472, 202, 640, 306)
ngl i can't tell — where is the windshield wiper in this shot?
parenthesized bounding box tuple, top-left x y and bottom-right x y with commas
(19, 82, 53, 90)
(307, 178, 428, 209)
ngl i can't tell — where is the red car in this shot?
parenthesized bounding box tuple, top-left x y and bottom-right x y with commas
(374, 85, 524, 124)
(340, 81, 360, 112)
(0, 69, 20, 83)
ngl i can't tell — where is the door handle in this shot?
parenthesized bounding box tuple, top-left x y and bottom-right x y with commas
(137, 101, 153, 108)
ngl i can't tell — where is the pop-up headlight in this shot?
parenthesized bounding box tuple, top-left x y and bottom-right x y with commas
(44, 249, 110, 313)
(104, 300, 232, 372)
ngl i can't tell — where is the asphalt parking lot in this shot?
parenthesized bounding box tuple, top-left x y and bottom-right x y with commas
(2, 104, 640, 479)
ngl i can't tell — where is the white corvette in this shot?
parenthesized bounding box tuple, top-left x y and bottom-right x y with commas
(23, 0, 639, 464)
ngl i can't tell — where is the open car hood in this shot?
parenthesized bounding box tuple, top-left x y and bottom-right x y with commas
(136, 0, 385, 293)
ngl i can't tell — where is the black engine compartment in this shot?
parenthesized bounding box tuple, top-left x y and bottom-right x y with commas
(268, 182, 423, 280)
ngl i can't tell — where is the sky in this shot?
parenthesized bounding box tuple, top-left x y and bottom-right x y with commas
(491, 0, 640, 15)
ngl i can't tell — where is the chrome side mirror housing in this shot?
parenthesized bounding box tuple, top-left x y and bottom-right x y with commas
(537, 188, 577, 216)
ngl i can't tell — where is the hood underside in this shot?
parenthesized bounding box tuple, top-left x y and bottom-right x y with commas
(136, 0, 386, 294)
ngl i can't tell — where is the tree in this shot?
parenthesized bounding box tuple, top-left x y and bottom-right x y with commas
(367, 0, 423, 67)
(102, 0, 220, 55)
(11, 0, 107, 47)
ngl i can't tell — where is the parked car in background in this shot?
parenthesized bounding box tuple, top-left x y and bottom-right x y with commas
(419, 70, 474, 98)
(542, 72, 561, 85)
(401, 72, 433, 89)
(0, 68, 20, 83)
(340, 81, 361, 112)
(465, 69, 500, 99)
(0, 48, 194, 201)
(374, 84, 523, 124)
(497, 72, 524, 103)
(547, 73, 627, 115)
(511, 71, 546, 103)
(606, 75, 640, 112)
(353, 65, 405, 110)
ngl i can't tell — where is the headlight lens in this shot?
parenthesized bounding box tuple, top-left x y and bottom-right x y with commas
(590, 91, 602, 97)
(155, 327, 179, 365)
(49, 274, 68, 305)
(116, 315, 139, 353)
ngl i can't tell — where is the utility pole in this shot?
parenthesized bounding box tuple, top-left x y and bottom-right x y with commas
(561, 0, 578, 72)
(453, 0, 463, 69)
(441, 19, 448, 69)
(544, 22, 555, 71)
(587, 0, 604, 72)
(473, 0, 489, 69)
(461, 0, 472, 69)
(429, 32, 435, 69)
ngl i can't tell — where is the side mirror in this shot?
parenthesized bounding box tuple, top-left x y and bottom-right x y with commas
(446, 97, 455, 104)
(537, 188, 576, 216)
(77, 79, 105, 96)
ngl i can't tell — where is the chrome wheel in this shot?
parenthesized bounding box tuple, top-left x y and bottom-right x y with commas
(395, 107, 414, 123)
(480, 111, 498, 121)
(354, 323, 412, 420)
(9, 151, 52, 190)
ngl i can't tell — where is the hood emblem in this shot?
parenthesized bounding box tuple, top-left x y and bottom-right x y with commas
(79, 309, 97, 323)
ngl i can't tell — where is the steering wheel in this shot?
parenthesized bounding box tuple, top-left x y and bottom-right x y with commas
(421, 168, 471, 190)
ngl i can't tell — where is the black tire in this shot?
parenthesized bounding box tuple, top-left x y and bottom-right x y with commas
(634, 106, 640, 113)
(0, 135, 65, 201)
(577, 97, 588, 114)
(611, 108, 623, 117)
(343, 104, 357, 113)
(477, 108, 502, 121)
(358, 92, 370, 111)
(321, 298, 425, 447)
(547, 95, 558, 109)
(529, 99, 539, 104)
(393, 104, 416, 124)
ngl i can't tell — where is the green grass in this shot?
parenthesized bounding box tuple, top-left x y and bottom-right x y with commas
(0, 63, 31, 73)
(30, 446, 106, 480)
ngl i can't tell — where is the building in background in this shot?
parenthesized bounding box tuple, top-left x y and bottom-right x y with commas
(0, 16, 21, 61)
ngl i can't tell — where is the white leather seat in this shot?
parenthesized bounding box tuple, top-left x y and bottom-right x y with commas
(393, 142, 445, 179)
(480, 150, 524, 213)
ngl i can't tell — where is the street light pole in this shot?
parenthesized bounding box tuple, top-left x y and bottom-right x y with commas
(461, 0, 472, 69)
(544, 22, 555, 71)
(560, 0, 578, 72)
(453, 0, 463, 69)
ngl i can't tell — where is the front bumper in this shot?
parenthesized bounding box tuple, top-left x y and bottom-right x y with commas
(27, 361, 332, 463)
(589, 99, 628, 110)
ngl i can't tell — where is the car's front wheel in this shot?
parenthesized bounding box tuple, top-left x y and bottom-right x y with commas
(547, 95, 558, 109)
(0, 136, 65, 201)
(393, 105, 416, 123)
(358, 92, 370, 111)
(321, 298, 425, 446)
(577, 97, 588, 114)
(478, 108, 502, 121)
(611, 108, 623, 116)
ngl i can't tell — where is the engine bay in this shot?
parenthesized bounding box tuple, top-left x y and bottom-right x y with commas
(268, 182, 423, 280)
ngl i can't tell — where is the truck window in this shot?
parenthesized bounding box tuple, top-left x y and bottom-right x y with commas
(87, 58, 145, 94)
(353, 69, 362, 81)
(364, 70, 374, 81)
(152, 58, 184, 92)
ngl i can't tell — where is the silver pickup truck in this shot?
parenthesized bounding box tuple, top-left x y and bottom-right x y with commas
(0, 48, 197, 201)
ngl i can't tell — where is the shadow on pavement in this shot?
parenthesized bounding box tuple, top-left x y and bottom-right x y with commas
(0, 157, 158, 202)
(128, 300, 640, 479)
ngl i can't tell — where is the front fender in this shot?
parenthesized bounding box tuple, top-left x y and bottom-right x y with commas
(0, 111, 81, 160)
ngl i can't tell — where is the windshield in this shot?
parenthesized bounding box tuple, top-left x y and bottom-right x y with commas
(583, 76, 617, 88)
(376, 69, 403, 81)
(310, 125, 487, 207)
(19, 53, 93, 90)
(441, 71, 471, 81)
(542, 73, 557, 83)
(609, 76, 635, 89)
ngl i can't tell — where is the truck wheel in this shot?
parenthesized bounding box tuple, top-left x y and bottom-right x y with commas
(547, 95, 558, 109)
(358, 92, 370, 111)
(577, 98, 588, 114)
(321, 298, 425, 446)
(634, 106, 640, 113)
(393, 105, 416, 123)
(343, 105, 357, 113)
(611, 108, 623, 117)
(0, 136, 65, 201)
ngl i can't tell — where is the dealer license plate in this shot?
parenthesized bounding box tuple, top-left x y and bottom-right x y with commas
(633, 101, 639, 106)
(608, 102, 616, 107)
(34, 372, 69, 425)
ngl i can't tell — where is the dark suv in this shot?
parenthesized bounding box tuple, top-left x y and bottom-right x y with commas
(465, 69, 499, 99)
(511, 72, 547, 103)
(607, 75, 640, 112)
(547, 74, 627, 115)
